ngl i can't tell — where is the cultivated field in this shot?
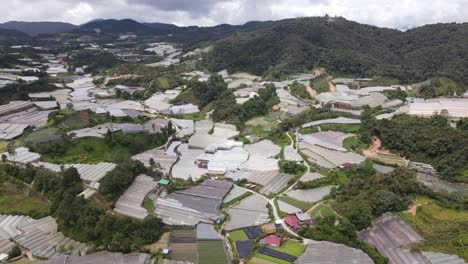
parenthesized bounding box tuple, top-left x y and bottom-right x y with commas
(229, 230, 248, 241)
(400, 196, 468, 261)
(0, 181, 49, 217)
(198, 240, 227, 264)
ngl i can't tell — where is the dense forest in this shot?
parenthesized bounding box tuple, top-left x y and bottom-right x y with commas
(174, 75, 280, 127)
(0, 79, 58, 104)
(67, 50, 123, 74)
(367, 115, 468, 182)
(298, 167, 422, 264)
(299, 166, 468, 263)
(202, 17, 468, 86)
(0, 165, 166, 252)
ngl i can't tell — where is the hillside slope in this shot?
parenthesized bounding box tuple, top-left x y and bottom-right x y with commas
(202, 17, 468, 84)
(0, 21, 77, 36)
(74, 19, 155, 35)
(0, 28, 31, 44)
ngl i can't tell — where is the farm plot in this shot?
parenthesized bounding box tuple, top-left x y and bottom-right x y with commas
(243, 226, 264, 239)
(0, 181, 49, 217)
(270, 240, 305, 257)
(144, 231, 170, 252)
(226, 170, 292, 196)
(198, 240, 228, 264)
(277, 200, 301, 214)
(300, 172, 325, 182)
(171, 228, 197, 243)
(224, 194, 269, 231)
(236, 240, 254, 259)
(171, 242, 198, 263)
(278, 196, 313, 210)
(258, 248, 297, 262)
(223, 185, 249, 204)
(24, 127, 62, 145)
(309, 203, 336, 218)
(285, 186, 336, 203)
(229, 230, 248, 241)
(400, 197, 468, 261)
(170, 227, 198, 263)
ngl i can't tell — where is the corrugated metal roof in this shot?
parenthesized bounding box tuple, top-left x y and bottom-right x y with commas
(296, 240, 374, 264)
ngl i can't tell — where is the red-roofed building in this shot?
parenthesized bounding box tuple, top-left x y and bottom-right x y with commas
(339, 162, 353, 169)
(284, 214, 301, 230)
(260, 235, 281, 247)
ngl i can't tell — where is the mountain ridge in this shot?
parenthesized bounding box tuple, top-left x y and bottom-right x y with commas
(201, 17, 468, 85)
(0, 21, 77, 36)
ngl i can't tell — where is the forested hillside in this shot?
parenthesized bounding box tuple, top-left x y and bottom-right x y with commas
(370, 115, 468, 182)
(0, 21, 77, 36)
(202, 17, 468, 85)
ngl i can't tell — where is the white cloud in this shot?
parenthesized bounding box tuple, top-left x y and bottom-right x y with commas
(0, 0, 467, 29)
(66, 2, 96, 23)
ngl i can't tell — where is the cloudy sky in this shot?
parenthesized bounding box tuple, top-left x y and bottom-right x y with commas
(1, 0, 467, 29)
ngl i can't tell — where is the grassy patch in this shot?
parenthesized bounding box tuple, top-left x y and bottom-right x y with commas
(290, 82, 312, 100)
(40, 132, 167, 164)
(399, 196, 468, 260)
(41, 138, 129, 164)
(0, 180, 49, 218)
(144, 231, 170, 253)
(274, 199, 288, 218)
(154, 76, 170, 89)
(242, 125, 272, 139)
(250, 253, 290, 264)
(23, 128, 63, 145)
(298, 170, 349, 189)
(301, 124, 361, 134)
(0, 141, 7, 153)
(279, 196, 313, 210)
(269, 131, 291, 147)
(57, 110, 90, 130)
(270, 240, 305, 257)
(222, 192, 252, 209)
(143, 197, 155, 216)
(310, 77, 330, 94)
(198, 240, 228, 264)
(245, 113, 280, 132)
(229, 230, 249, 241)
(310, 203, 336, 218)
(343, 136, 367, 151)
(364, 76, 400, 87)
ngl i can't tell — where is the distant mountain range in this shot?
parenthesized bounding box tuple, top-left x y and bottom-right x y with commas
(74, 19, 155, 35)
(0, 17, 466, 86)
(0, 21, 77, 36)
(0, 18, 274, 41)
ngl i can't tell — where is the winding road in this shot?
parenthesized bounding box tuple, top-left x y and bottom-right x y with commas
(233, 131, 312, 240)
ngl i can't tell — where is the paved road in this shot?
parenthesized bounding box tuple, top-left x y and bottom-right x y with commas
(236, 132, 311, 240)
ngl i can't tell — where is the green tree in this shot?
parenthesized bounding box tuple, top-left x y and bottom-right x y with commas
(61, 167, 81, 189)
